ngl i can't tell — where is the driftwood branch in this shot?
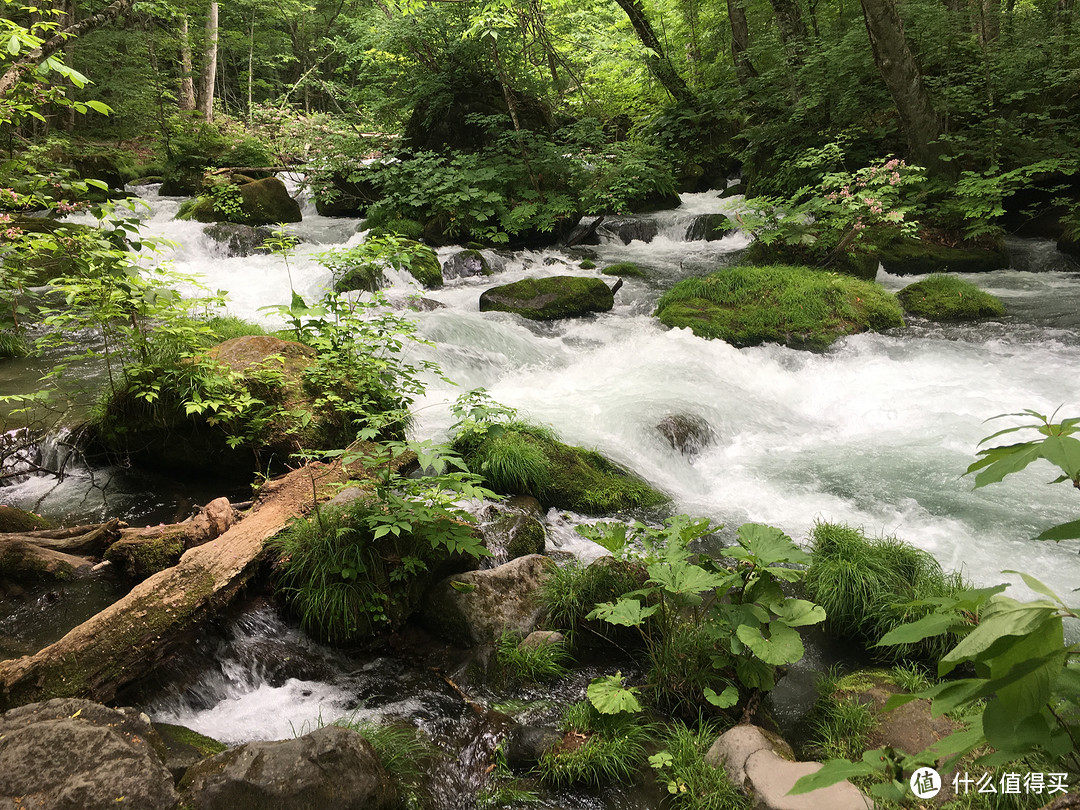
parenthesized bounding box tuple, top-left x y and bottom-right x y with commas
(0, 462, 344, 709)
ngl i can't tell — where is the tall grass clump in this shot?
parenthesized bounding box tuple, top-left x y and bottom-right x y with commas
(538, 700, 653, 788)
(539, 557, 642, 644)
(204, 315, 269, 342)
(495, 630, 570, 683)
(653, 723, 749, 810)
(653, 264, 904, 350)
(804, 521, 967, 662)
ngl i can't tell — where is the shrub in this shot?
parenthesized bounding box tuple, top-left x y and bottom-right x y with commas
(896, 274, 1006, 320)
(803, 522, 968, 663)
(654, 264, 905, 350)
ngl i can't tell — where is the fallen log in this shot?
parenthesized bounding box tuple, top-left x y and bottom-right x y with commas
(0, 462, 345, 710)
(0, 519, 124, 556)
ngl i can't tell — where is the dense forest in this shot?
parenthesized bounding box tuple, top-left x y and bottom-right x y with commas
(1, 0, 1079, 808)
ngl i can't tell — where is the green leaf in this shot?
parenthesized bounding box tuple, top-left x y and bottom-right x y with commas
(587, 672, 642, 714)
(772, 599, 826, 627)
(940, 598, 1058, 672)
(450, 580, 476, 593)
(733, 523, 809, 565)
(1039, 434, 1080, 479)
(1001, 571, 1065, 603)
(587, 598, 659, 627)
(1035, 519, 1080, 542)
(736, 620, 805, 665)
(85, 99, 112, 114)
(647, 559, 727, 597)
(876, 612, 958, 647)
(788, 759, 876, 795)
(703, 685, 739, 708)
(966, 442, 1044, 488)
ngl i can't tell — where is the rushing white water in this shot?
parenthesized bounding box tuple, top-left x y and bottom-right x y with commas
(99, 185, 1080, 603)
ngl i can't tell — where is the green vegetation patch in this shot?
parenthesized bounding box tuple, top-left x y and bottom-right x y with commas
(896, 274, 1005, 320)
(153, 722, 228, 759)
(878, 235, 1009, 275)
(653, 264, 904, 350)
(653, 723, 749, 810)
(453, 422, 667, 514)
(494, 630, 571, 684)
(601, 262, 647, 278)
(804, 522, 967, 663)
(537, 700, 653, 788)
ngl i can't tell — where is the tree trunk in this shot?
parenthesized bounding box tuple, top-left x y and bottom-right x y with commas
(0, 463, 343, 709)
(197, 0, 218, 122)
(247, 10, 255, 122)
(178, 14, 196, 112)
(611, 0, 695, 105)
(860, 0, 944, 172)
(768, 0, 809, 62)
(726, 0, 758, 83)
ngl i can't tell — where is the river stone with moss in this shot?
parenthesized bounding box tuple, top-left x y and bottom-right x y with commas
(653, 264, 904, 351)
(877, 234, 1009, 274)
(896, 274, 1005, 320)
(480, 276, 614, 321)
(178, 177, 301, 226)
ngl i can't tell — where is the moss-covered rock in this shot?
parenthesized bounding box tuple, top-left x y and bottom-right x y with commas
(442, 249, 492, 280)
(152, 722, 227, 782)
(897, 274, 1005, 321)
(480, 276, 615, 321)
(0, 505, 54, 533)
(745, 240, 879, 280)
(203, 222, 272, 257)
(454, 423, 667, 515)
(579, 259, 597, 270)
(402, 240, 443, 288)
(653, 264, 905, 351)
(178, 177, 302, 226)
(601, 262, 647, 279)
(103, 533, 186, 580)
(685, 213, 735, 242)
(878, 235, 1009, 274)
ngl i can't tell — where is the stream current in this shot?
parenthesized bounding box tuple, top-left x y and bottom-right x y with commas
(3, 183, 1080, 807)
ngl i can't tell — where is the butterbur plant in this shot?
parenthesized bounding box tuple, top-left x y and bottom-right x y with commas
(581, 517, 825, 716)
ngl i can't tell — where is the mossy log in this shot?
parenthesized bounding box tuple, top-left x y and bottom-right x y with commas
(0, 462, 344, 709)
(0, 519, 124, 582)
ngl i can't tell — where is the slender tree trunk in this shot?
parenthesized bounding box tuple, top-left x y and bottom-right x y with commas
(611, 0, 695, 105)
(860, 0, 944, 172)
(768, 0, 809, 62)
(197, 0, 218, 122)
(178, 15, 196, 112)
(247, 10, 255, 121)
(726, 0, 757, 83)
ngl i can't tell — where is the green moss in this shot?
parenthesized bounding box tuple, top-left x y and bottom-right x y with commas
(455, 423, 667, 515)
(878, 235, 1009, 274)
(401, 239, 443, 288)
(601, 262, 647, 278)
(653, 264, 904, 351)
(897, 274, 1005, 320)
(177, 178, 301, 226)
(103, 533, 186, 580)
(579, 259, 597, 270)
(364, 215, 425, 241)
(479, 276, 615, 321)
(745, 240, 880, 280)
(0, 505, 54, 532)
(153, 722, 228, 758)
(205, 316, 268, 342)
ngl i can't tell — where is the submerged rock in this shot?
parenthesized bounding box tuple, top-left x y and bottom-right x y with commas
(179, 177, 302, 227)
(152, 722, 227, 783)
(597, 217, 659, 244)
(656, 413, 715, 457)
(479, 276, 615, 320)
(707, 725, 871, 810)
(483, 510, 547, 560)
(180, 725, 398, 810)
(421, 554, 554, 646)
(505, 724, 563, 770)
(0, 698, 179, 809)
(203, 222, 272, 257)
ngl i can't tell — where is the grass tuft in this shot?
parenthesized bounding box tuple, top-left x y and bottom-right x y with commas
(495, 630, 571, 683)
(656, 722, 749, 810)
(537, 700, 653, 787)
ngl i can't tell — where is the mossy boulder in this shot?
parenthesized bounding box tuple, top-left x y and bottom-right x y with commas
(151, 722, 227, 782)
(178, 177, 302, 226)
(103, 533, 186, 580)
(897, 274, 1005, 321)
(483, 510, 547, 560)
(402, 240, 443, 288)
(654, 264, 904, 351)
(878, 235, 1009, 274)
(745, 240, 879, 280)
(685, 213, 735, 241)
(313, 171, 380, 217)
(480, 276, 615, 321)
(454, 424, 667, 515)
(0, 505, 54, 533)
(601, 262, 647, 279)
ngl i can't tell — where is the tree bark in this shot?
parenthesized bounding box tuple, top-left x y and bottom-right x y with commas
(0, 0, 137, 99)
(726, 0, 758, 83)
(0, 463, 344, 709)
(197, 0, 218, 122)
(178, 15, 196, 112)
(611, 0, 695, 105)
(860, 0, 945, 172)
(768, 0, 809, 62)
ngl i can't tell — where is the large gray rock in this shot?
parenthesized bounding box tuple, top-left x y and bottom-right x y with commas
(421, 554, 554, 646)
(479, 276, 615, 321)
(0, 698, 179, 810)
(442, 249, 492, 279)
(706, 725, 871, 810)
(203, 222, 272, 257)
(180, 725, 398, 810)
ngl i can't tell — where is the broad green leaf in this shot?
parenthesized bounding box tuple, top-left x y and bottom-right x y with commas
(788, 759, 876, 795)
(647, 560, 727, 597)
(876, 612, 958, 647)
(703, 685, 739, 708)
(587, 673, 641, 714)
(736, 620, 804, 665)
(587, 598, 659, 627)
(771, 599, 826, 627)
(85, 99, 111, 114)
(1039, 434, 1080, 479)
(1001, 570, 1065, 603)
(1035, 519, 1080, 542)
(940, 598, 1057, 671)
(733, 523, 809, 565)
(967, 442, 1043, 488)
